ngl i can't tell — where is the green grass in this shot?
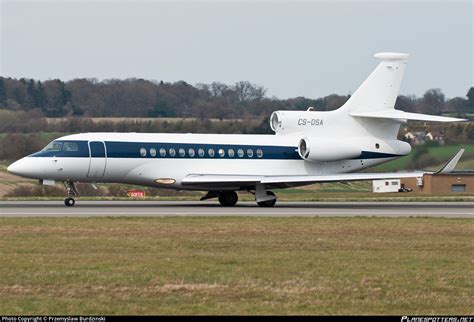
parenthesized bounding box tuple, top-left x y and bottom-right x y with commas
(0, 217, 472, 315)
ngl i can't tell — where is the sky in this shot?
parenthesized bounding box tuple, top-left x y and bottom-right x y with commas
(0, 0, 472, 99)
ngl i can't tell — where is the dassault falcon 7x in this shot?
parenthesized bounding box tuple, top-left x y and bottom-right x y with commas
(7, 53, 466, 207)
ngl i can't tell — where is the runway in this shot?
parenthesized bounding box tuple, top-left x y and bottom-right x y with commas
(0, 201, 472, 217)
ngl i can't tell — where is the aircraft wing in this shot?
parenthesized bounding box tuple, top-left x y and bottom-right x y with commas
(182, 171, 425, 189)
(182, 149, 463, 189)
(260, 171, 425, 184)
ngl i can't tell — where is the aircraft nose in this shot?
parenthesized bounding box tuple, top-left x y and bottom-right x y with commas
(7, 159, 24, 175)
(7, 158, 31, 177)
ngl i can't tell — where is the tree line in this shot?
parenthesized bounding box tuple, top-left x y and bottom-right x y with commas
(0, 77, 472, 118)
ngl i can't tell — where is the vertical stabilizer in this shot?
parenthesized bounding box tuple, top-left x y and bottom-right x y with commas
(341, 52, 409, 112)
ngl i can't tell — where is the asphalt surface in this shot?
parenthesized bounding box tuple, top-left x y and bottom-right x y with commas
(0, 201, 472, 217)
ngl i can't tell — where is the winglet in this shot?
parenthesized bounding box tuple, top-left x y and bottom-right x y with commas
(436, 149, 465, 174)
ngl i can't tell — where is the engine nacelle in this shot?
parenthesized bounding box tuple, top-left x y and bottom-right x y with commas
(298, 137, 361, 162)
(270, 110, 324, 135)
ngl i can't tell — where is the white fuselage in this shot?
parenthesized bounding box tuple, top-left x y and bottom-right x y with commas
(8, 130, 407, 191)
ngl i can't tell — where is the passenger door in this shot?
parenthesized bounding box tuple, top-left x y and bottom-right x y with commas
(87, 141, 107, 178)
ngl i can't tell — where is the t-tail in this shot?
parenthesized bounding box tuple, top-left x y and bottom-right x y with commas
(344, 52, 464, 124)
(269, 52, 465, 163)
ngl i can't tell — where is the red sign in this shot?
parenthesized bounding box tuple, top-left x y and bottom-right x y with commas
(127, 189, 145, 198)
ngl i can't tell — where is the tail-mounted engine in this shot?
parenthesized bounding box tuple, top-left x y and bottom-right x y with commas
(297, 137, 411, 163)
(298, 137, 361, 162)
(270, 110, 324, 135)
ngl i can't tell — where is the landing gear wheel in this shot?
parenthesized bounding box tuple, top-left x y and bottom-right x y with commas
(64, 197, 75, 207)
(63, 181, 79, 207)
(218, 191, 238, 207)
(257, 191, 277, 207)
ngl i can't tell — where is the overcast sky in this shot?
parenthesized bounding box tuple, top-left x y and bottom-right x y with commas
(0, 0, 472, 99)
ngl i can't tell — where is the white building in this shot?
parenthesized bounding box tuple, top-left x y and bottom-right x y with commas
(372, 179, 401, 193)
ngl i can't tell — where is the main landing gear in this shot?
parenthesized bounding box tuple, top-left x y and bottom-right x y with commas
(201, 185, 277, 207)
(254, 183, 277, 207)
(63, 181, 79, 207)
(256, 191, 277, 207)
(218, 191, 239, 207)
(201, 191, 239, 207)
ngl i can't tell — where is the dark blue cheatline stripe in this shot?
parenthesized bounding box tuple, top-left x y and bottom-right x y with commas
(105, 141, 300, 160)
(353, 151, 402, 159)
(28, 139, 402, 161)
(28, 140, 302, 160)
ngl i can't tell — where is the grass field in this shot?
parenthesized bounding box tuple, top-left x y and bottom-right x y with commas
(0, 217, 472, 315)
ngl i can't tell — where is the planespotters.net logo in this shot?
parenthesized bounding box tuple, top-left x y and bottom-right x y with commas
(402, 317, 474, 322)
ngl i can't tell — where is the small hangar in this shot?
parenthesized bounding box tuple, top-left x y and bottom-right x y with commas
(400, 171, 474, 194)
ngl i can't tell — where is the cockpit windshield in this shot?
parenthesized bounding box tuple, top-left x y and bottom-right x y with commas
(42, 141, 79, 152)
(42, 141, 63, 152)
(63, 142, 79, 152)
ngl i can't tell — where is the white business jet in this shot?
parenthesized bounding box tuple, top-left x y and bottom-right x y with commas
(7, 53, 465, 207)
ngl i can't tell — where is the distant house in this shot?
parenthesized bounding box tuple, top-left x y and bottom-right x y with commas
(404, 130, 444, 145)
(425, 130, 445, 144)
(404, 131, 427, 145)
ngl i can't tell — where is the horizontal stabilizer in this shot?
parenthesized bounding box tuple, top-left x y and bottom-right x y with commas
(350, 109, 466, 122)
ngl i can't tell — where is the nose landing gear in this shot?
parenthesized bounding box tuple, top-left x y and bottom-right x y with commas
(64, 197, 75, 207)
(63, 181, 79, 207)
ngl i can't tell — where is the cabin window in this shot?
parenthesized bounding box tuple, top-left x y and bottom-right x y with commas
(160, 148, 166, 157)
(140, 148, 147, 157)
(238, 149, 244, 158)
(188, 148, 195, 157)
(179, 148, 185, 157)
(63, 142, 79, 152)
(228, 149, 235, 158)
(208, 149, 215, 157)
(247, 149, 254, 158)
(375, 143, 380, 149)
(218, 148, 225, 157)
(150, 148, 157, 157)
(198, 148, 205, 157)
(256, 149, 263, 158)
(43, 141, 62, 152)
(169, 148, 176, 157)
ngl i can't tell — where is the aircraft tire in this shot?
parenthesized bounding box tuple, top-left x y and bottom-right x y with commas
(64, 198, 76, 207)
(257, 191, 277, 207)
(218, 191, 238, 207)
